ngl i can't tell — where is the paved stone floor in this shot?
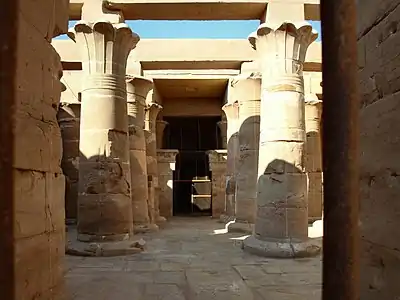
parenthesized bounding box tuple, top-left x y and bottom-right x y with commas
(65, 217, 322, 300)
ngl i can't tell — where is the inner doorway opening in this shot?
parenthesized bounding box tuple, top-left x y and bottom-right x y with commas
(164, 116, 221, 216)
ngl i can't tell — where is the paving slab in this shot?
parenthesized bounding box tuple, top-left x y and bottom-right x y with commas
(65, 217, 322, 300)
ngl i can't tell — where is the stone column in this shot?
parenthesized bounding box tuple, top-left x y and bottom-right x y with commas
(228, 76, 261, 233)
(156, 120, 168, 149)
(305, 93, 323, 222)
(70, 9, 139, 242)
(217, 120, 227, 148)
(243, 22, 321, 257)
(126, 76, 158, 233)
(58, 102, 81, 222)
(207, 150, 228, 218)
(145, 102, 167, 224)
(220, 102, 239, 221)
(157, 149, 179, 218)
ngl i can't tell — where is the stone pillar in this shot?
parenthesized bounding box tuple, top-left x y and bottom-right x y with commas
(207, 150, 228, 218)
(243, 22, 321, 257)
(145, 102, 167, 224)
(126, 76, 158, 233)
(70, 8, 139, 242)
(58, 102, 81, 222)
(229, 76, 261, 233)
(156, 120, 168, 149)
(157, 149, 179, 218)
(220, 102, 240, 220)
(305, 93, 323, 222)
(217, 120, 227, 148)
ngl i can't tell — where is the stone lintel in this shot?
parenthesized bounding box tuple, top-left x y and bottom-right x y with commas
(69, 0, 320, 21)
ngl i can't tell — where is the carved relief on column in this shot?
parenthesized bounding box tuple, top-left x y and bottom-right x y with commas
(207, 150, 228, 218)
(220, 102, 240, 220)
(228, 76, 261, 234)
(156, 120, 168, 149)
(145, 102, 166, 224)
(126, 76, 158, 233)
(58, 102, 81, 222)
(69, 8, 140, 242)
(157, 150, 179, 218)
(217, 120, 227, 149)
(243, 22, 321, 258)
(305, 93, 323, 222)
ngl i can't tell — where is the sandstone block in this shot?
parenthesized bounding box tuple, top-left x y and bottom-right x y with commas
(257, 173, 308, 208)
(14, 114, 62, 173)
(307, 172, 323, 221)
(79, 161, 131, 195)
(17, 18, 63, 122)
(80, 129, 130, 162)
(258, 141, 305, 175)
(78, 193, 133, 237)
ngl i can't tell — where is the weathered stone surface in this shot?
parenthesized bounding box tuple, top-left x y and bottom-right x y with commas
(217, 120, 228, 148)
(157, 150, 179, 218)
(221, 102, 240, 218)
(156, 120, 168, 149)
(207, 150, 227, 217)
(72, 15, 139, 241)
(127, 76, 158, 232)
(145, 102, 166, 224)
(304, 94, 323, 222)
(233, 78, 261, 228)
(58, 103, 81, 220)
(65, 218, 322, 299)
(244, 22, 320, 258)
(12, 1, 68, 299)
(357, 1, 400, 298)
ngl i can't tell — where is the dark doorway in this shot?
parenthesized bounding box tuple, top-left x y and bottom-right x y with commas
(164, 116, 220, 216)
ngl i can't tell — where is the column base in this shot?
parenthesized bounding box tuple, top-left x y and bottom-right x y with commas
(133, 223, 159, 234)
(68, 227, 145, 257)
(242, 235, 322, 258)
(156, 216, 167, 227)
(218, 214, 235, 224)
(77, 232, 131, 243)
(228, 220, 254, 234)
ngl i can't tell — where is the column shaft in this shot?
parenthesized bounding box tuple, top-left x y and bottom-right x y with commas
(157, 150, 179, 218)
(71, 20, 139, 242)
(207, 150, 227, 218)
(221, 102, 240, 218)
(126, 76, 158, 233)
(156, 120, 168, 149)
(145, 102, 166, 224)
(58, 103, 81, 221)
(217, 120, 227, 149)
(305, 94, 323, 222)
(243, 21, 321, 258)
(230, 77, 261, 233)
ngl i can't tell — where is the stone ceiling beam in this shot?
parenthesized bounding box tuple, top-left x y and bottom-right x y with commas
(69, 0, 320, 21)
(53, 39, 322, 71)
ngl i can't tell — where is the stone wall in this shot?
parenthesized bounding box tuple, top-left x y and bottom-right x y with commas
(358, 1, 400, 298)
(14, 0, 69, 299)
